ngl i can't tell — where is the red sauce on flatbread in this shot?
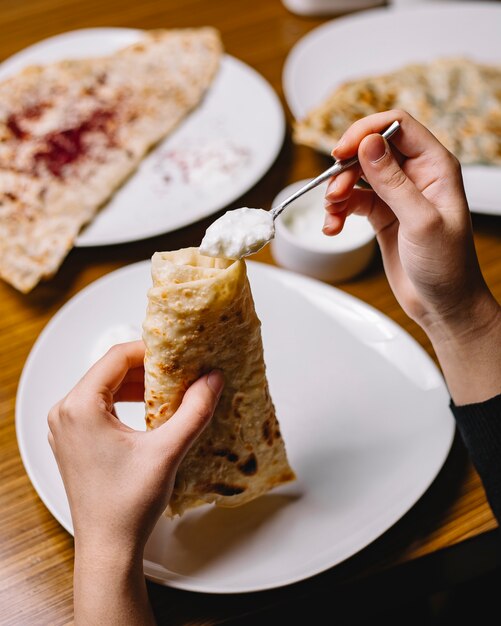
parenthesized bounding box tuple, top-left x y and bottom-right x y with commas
(32, 109, 116, 177)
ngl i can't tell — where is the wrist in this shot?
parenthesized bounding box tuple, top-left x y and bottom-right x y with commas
(421, 287, 500, 351)
(425, 291, 501, 405)
(73, 535, 155, 626)
(74, 533, 144, 575)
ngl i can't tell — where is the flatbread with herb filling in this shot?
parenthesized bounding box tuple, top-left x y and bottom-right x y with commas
(294, 57, 501, 165)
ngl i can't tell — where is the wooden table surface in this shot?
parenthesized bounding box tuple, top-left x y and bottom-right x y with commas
(1, 1, 500, 624)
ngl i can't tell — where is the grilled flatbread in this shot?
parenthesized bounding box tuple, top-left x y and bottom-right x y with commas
(0, 28, 222, 293)
(142, 248, 296, 517)
(294, 57, 501, 165)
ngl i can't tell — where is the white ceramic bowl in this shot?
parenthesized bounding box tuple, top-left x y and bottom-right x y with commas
(270, 179, 376, 283)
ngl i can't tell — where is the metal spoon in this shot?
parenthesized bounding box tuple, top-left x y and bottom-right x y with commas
(270, 120, 400, 221)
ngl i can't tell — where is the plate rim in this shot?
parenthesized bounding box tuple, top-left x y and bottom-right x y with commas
(15, 259, 455, 593)
(283, 0, 501, 119)
(0, 26, 286, 247)
(282, 0, 501, 216)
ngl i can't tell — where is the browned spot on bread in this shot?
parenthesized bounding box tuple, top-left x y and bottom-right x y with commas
(279, 471, 296, 483)
(262, 418, 273, 445)
(213, 448, 239, 463)
(197, 324, 205, 332)
(238, 453, 257, 476)
(160, 360, 179, 373)
(6, 115, 27, 140)
(205, 483, 245, 496)
(220, 314, 229, 322)
(232, 392, 244, 418)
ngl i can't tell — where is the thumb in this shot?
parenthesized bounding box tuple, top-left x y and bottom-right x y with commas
(358, 134, 430, 228)
(153, 370, 224, 462)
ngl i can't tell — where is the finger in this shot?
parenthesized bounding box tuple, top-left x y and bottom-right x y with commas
(358, 134, 435, 229)
(325, 165, 361, 203)
(47, 400, 62, 435)
(325, 187, 394, 237)
(324, 198, 349, 216)
(332, 110, 445, 162)
(114, 382, 145, 403)
(81, 340, 145, 396)
(121, 365, 145, 384)
(323, 209, 348, 235)
(152, 370, 224, 461)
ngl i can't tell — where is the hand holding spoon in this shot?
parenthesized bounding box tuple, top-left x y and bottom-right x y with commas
(200, 121, 400, 259)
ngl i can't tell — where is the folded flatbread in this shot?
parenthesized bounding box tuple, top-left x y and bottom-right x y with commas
(0, 28, 222, 293)
(142, 248, 296, 517)
(294, 57, 501, 165)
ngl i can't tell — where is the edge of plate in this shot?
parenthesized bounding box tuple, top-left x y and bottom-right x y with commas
(15, 260, 152, 536)
(15, 259, 455, 594)
(282, 0, 501, 120)
(0, 27, 286, 248)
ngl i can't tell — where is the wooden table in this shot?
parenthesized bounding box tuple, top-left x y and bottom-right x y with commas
(1, 1, 500, 624)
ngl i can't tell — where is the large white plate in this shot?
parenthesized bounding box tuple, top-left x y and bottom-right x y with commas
(283, 2, 501, 215)
(15, 260, 455, 593)
(0, 28, 285, 246)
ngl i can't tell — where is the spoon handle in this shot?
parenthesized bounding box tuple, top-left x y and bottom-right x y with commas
(270, 120, 400, 220)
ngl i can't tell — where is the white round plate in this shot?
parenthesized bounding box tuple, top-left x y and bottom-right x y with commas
(16, 260, 454, 593)
(0, 28, 285, 246)
(283, 2, 501, 215)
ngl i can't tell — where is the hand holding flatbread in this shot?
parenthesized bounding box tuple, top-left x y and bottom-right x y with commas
(142, 248, 296, 517)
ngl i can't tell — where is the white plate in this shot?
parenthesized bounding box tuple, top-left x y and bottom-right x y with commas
(0, 28, 285, 246)
(283, 2, 501, 215)
(15, 260, 454, 593)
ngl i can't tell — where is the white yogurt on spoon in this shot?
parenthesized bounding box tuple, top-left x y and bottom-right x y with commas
(200, 207, 275, 260)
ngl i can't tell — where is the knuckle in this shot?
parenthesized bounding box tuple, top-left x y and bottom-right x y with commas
(47, 404, 60, 430)
(47, 430, 55, 450)
(382, 165, 407, 192)
(389, 108, 405, 119)
(389, 108, 410, 124)
(446, 152, 461, 175)
(188, 395, 213, 427)
(58, 395, 81, 421)
(192, 399, 212, 423)
(106, 343, 123, 359)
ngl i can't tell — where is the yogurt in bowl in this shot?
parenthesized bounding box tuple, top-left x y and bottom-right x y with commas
(270, 179, 376, 283)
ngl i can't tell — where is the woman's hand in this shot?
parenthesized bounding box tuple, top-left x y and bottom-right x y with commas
(324, 109, 490, 332)
(48, 340, 224, 625)
(324, 110, 501, 404)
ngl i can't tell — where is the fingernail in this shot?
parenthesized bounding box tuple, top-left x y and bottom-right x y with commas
(207, 370, 224, 396)
(325, 180, 338, 201)
(322, 218, 335, 235)
(365, 135, 387, 163)
(332, 135, 345, 155)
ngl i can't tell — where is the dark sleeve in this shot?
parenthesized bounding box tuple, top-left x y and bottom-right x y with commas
(450, 393, 501, 525)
